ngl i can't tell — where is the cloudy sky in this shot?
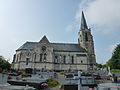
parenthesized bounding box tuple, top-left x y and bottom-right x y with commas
(0, 0, 120, 64)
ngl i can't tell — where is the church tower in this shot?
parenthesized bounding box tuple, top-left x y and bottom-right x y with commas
(78, 11, 96, 69)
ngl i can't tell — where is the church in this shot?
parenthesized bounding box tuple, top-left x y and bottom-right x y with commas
(12, 12, 96, 71)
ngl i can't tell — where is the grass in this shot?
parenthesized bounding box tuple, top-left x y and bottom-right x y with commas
(111, 69, 120, 73)
(59, 72, 64, 75)
(46, 79, 59, 88)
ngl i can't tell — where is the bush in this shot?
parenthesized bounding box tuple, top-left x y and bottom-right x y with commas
(59, 72, 64, 75)
(111, 69, 120, 73)
(47, 79, 59, 88)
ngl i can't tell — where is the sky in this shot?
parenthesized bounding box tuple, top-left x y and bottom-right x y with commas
(0, 0, 120, 64)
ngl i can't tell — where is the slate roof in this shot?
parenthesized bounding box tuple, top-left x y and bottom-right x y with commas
(17, 42, 86, 52)
(17, 42, 37, 50)
(51, 43, 86, 52)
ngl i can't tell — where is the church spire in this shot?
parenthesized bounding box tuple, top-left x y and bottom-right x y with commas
(80, 11, 88, 30)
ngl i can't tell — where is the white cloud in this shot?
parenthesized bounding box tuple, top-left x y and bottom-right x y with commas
(76, 0, 120, 34)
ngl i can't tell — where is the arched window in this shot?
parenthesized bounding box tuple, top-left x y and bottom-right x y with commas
(71, 56, 74, 64)
(41, 46, 46, 52)
(81, 60, 83, 63)
(13, 54, 16, 63)
(63, 56, 66, 64)
(54, 56, 58, 63)
(85, 32, 88, 41)
(16, 55, 18, 62)
(34, 53, 36, 62)
(26, 58, 29, 65)
(44, 53, 47, 61)
(19, 53, 22, 60)
(39, 54, 42, 62)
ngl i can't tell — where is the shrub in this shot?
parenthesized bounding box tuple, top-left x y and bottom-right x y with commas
(59, 72, 64, 75)
(111, 69, 120, 73)
(47, 79, 59, 88)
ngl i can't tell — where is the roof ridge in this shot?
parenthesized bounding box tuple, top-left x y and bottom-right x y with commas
(51, 42, 78, 45)
(26, 41, 37, 43)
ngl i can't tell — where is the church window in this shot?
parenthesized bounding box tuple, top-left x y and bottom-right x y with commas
(39, 54, 42, 62)
(13, 54, 16, 63)
(85, 32, 88, 41)
(42, 46, 46, 52)
(26, 58, 29, 65)
(19, 53, 22, 60)
(71, 56, 74, 64)
(44, 53, 47, 61)
(34, 53, 36, 62)
(63, 56, 66, 64)
(81, 60, 83, 63)
(54, 56, 58, 63)
(16, 55, 18, 62)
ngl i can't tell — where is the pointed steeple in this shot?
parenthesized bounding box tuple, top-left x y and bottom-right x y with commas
(80, 11, 88, 30)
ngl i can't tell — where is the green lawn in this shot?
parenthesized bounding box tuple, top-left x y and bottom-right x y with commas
(111, 69, 120, 73)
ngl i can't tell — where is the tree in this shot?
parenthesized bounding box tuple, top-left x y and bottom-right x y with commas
(107, 44, 120, 69)
(0, 56, 11, 71)
(95, 63, 102, 68)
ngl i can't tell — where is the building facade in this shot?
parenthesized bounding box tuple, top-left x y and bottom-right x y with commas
(12, 12, 96, 71)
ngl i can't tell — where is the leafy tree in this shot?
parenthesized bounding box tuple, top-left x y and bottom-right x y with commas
(107, 44, 120, 69)
(0, 56, 11, 71)
(103, 64, 107, 68)
(95, 63, 102, 68)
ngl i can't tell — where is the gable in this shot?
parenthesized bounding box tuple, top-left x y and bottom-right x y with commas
(39, 35, 50, 44)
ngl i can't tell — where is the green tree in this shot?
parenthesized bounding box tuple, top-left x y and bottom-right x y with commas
(0, 56, 11, 71)
(107, 44, 120, 69)
(95, 63, 102, 68)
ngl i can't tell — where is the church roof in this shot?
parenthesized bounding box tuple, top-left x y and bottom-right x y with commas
(17, 42, 37, 50)
(51, 43, 86, 52)
(17, 42, 86, 52)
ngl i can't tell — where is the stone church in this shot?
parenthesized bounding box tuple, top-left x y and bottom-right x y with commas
(12, 12, 96, 71)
